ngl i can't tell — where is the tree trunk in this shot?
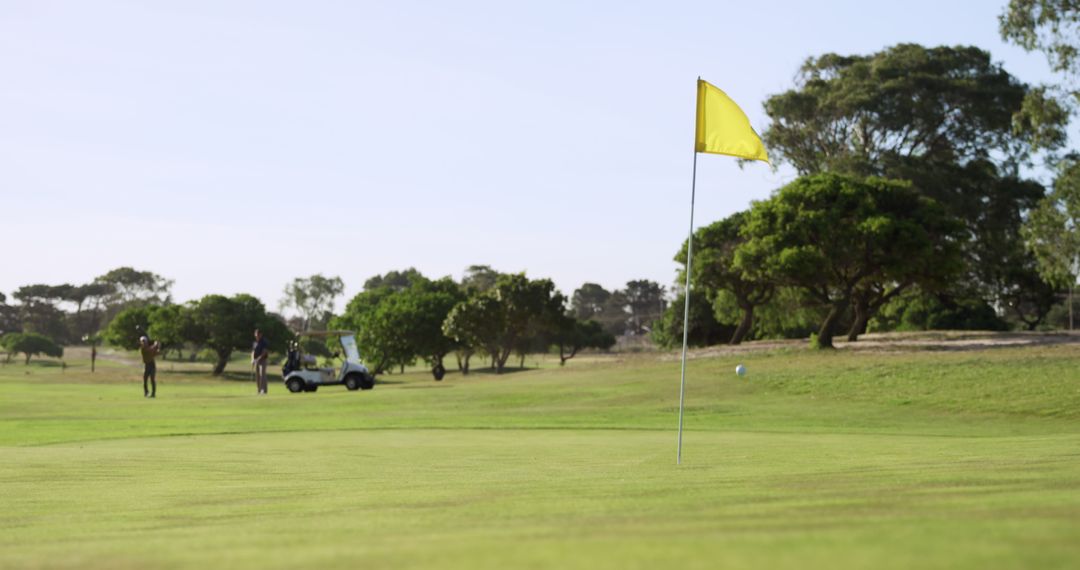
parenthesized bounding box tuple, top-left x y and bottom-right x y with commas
(846, 297, 870, 342)
(462, 353, 471, 375)
(399, 363, 405, 374)
(24, 353, 31, 365)
(496, 348, 512, 374)
(730, 305, 754, 345)
(559, 342, 579, 366)
(212, 350, 231, 375)
(816, 303, 847, 349)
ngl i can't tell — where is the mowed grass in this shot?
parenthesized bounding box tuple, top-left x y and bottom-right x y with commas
(1, 342, 1079, 569)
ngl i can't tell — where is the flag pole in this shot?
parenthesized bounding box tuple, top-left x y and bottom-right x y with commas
(677, 147, 698, 465)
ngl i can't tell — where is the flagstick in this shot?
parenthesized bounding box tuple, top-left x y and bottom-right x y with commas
(677, 150, 699, 465)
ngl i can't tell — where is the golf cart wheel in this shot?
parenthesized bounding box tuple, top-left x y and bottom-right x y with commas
(360, 374, 375, 390)
(344, 374, 362, 391)
(303, 385, 318, 393)
(286, 378, 304, 393)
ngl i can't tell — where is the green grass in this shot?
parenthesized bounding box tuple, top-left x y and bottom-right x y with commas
(2, 342, 1079, 568)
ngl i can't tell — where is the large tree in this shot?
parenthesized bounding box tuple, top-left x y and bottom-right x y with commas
(188, 294, 281, 375)
(442, 295, 504, 374)
(676, 211, 773, 345)
(280, 274, 345, 331)
(761, 44, 1065, 329)
(737, 173, 965, 348)
(365, 278, 466, 380)
(763, 44, 1063, 176)
(332, 279, 424, 376)
(443, 274, 565, 374)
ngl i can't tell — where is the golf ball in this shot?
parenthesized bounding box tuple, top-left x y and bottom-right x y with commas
(735, 364, 747, 377)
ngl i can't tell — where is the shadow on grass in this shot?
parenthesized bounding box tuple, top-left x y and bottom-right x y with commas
(163, 369, 255, 382)
(1, 359, 69, 368)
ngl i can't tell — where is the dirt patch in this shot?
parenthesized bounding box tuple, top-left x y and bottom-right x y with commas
(660, 331, 1080, 361)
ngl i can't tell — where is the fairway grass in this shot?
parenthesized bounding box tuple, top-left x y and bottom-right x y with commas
(2, 343, 1079, 569)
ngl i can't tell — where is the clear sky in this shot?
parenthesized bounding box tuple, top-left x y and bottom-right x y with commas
(0, 0, 1062, 312)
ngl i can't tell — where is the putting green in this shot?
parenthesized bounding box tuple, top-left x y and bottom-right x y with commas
(1, 344, 1079, 568)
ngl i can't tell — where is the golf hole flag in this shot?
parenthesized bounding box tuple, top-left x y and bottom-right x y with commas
(677, 79, 768, 465)
(694, 79, 769, 163)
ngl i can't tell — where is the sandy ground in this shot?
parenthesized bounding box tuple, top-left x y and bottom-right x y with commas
(662, 330, 1080, 361)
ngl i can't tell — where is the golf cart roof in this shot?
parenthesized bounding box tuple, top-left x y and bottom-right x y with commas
(294, 330, 356, 338)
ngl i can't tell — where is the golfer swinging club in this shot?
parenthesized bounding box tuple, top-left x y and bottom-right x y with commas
(139, 336, 161, 398)
(252, 328, 269, 395)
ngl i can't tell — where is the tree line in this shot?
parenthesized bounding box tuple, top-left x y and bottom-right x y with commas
(1, 265, 677, 374)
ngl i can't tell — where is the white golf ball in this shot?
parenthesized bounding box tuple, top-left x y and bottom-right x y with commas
(735, 364, 747, 377)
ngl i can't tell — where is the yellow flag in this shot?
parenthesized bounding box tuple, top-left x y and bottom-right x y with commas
(695, 79, 769, 163)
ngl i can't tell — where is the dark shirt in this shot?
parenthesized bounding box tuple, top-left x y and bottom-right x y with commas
(252, 338, 269, 361)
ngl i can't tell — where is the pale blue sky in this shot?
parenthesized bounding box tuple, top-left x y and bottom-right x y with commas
(0, 1, 1062, 311)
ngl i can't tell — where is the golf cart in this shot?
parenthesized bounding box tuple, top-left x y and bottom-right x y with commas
(281, 330, 375, 393)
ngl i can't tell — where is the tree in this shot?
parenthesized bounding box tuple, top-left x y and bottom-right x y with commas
(147, 303, 200, 358)
(651, 291, 731, 349)
(331, 287, 412, 375)
(188, 294, 277, 375)
(363, 268, 426, 292)
(763, 44, 1063, 177)
(443, 274, 565, 374)
(1023, 157, 1080, 328)
(0, 293, 17, 336)
(737, 173, 965, 348)
(570, 283, 611, 320)
(1001, 1, 1080, 92)
(346, 278, 466, 379)
(11, 284, 73, 343)
(761, 44, 1061, 332)
(461, 265, 503, 294)
(101, 306, 153, 350)
(623, 280, 665, 335)
(676, 211, 773, 345)
(94, 267, 173, 308)
(598, 290, 630, 336)
(1, 332, 63, 364)
(551, 318, 615, 365)
(280, 274, 345, 331)
(443, 295, 504, 374)
(401, 279, 466, 379)
(63, 282, 114, 342)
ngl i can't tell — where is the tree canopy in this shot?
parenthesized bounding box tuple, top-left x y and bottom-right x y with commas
(1, 332, 63, 364)
(280, 274, 345, 331)
(736, 173, 965, 348)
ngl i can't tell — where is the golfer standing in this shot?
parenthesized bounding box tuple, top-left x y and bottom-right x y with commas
(139, 336, 160, 398)
(252, 329, 269, 395)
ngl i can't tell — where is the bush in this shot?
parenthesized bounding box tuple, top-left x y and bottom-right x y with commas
(1, 332, 64, 364)
(873, 292, 1008, 332)
(652, 291, 733, 348)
